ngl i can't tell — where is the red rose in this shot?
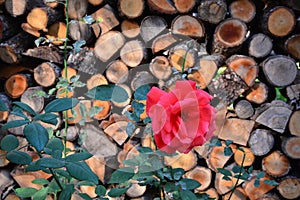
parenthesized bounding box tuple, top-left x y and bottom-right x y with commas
(146, 80, 216, 154)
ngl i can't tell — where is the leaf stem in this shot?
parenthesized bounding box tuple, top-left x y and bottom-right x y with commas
(227, 150, 246, 200)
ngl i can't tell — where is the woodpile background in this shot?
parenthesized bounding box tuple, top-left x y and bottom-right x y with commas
(0, 0, 300, 199)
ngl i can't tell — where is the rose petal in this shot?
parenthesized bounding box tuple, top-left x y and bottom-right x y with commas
(146, 87, 166, 115)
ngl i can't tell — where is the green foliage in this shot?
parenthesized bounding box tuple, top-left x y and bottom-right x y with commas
(6, 150, 32, 164)
(44, 98, 79, 113)
(86, 84, 129, 103)
(15, 187, 38, 198)
(65, 152, 93, 162)
(134, 84, 151, 100)
(13, 101, 37, 116)
(0, 98, 9, 111)
(24, 123, 49, 152)
(32, 113, 58, 125)
(1, 119, 30, 130)
(0, 135, 19, 151)
(59, 184, 75, 200)
(107, 187, 130, 197)
(65, 161, 99, 184)
(109, 167, 135, 184)
(275, 87, 287, 102)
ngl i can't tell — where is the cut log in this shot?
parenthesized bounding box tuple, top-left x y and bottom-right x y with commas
(5, 73, 31, 98)
(111, 84, 131, 107)
(171, 15, 205, 38)
(262, 55, 297, 87)
(248, 129, 274, 156)
(120, 40, 146, 67)
(85, 156, 106, 183)
(197, 0, 227, 24)
(254, 100, 292, 133)
(60, 125, 80, 141)
(0, 169, 14, 198)
(91, 4, 120, 36)
(234, 147, 255, 167)
(81, 124, 118, 158)
(146, 0, 177, 14)
(130, 71, 155, 91)
(0, 149, 9, 167)
(244, 174, 276, 200)
(212, 18, 248, 55)
(262, 151, 290, 177)
(0, 31, 36, 64)
(164, 150, 197, 171)
(151, 33, 178, 54)
(86, 74, 108, 90)
(218, 118, 255, 146)
(248, 33, 273, 58)
(105, 60, 129, 84)
(126, 183, 146, 198)
(282, 137, 300, 159)
(26, 7, 48, 32)
(23, 46, 63, 64)
(289, 111, 300, 137)
(61, 67, 77, 82)
(234, 100, 254, 119)
(121, 20, 140, 38)
(68, 20, 93, 43)
(245, 82, 268, 104)
(46, 22, 67, 45)
(66, 100, 92, 124)
(169, 40, 198, 71)
(208, 68, 248, 105)
(173, 0, 195, 13)
(67, 0, 88, 20)
(184, 166, 212, 191)
(263, 6, 295, 37)
(88, 0, 104, 6)
(285, 34, 300, 60)
(92, 100, 111, 120)
(277, 177, 300, 200)
(67, 48, 101, 75)
(5, 0, 27, 17)
(0, 15, 22, 42)
(229, 0, 256, 23)
(222, 187, 247, 200)
(149, 56, 172, 80)
(0, 93, 11, 122)
(80, 185, 97, 198)
(94, 31, 125, 62)
(20, 86, 44, 113)
(226, 55, 258, 87)
(21, 23, 41, 37)
(38, 111, 61, 131)
(257, 193, 280, 200)
(6, 113, 30, 135)
(34, 62, 61, 87)
(215, 167, 243, 195)
(118, 0, 144, 19)
(199, 188, 219, 200)
(44, 0, 58, 8)
(286, 83, 300, 101)
(206, 141, 236, 172)
(140, 16, 167, 43)
(188, 55, 221, 89)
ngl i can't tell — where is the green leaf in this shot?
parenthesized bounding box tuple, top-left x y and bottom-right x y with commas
(254, 179, 260, 187)
(32, 187, 48, 200)
(0, 98, 9, 111)
(1, 119, 29, 130)
(132, 101, 145, 117)
(109, 167, 134, 184)
(13, 102, 37, 116)
(224, 147, 233, 156)
(15, 187, 38, 198)
(76, 181, 95, 186)
(177, 178, 201, 190)
(86, 84, 129, 103)
(179, 190, 198, 200)
(217, 168, 232, 177)
(6, 150, 32, 164)
(95, 185, 106, 197)
(263, 180, 279, 186)
(36, 157, 65, 169)
(137, 146, 153, 154)
(225, 140, 233, 146)
(134, 85, 151, 100)
(44, 98, 79, 113)
(122, 158, 139, 166)
(172, 168, 185, 181)
(275, 87, 287, 102)
(164, 182, 179, 192)
(32, 113, 58, 125)
(0, 135, 19, 151)
(222, 176, 232, 181)
(32, 178, 50, 185)
(24, 123, 49, 152)
(107, 187, 130, 197)
(66, 161, 98, 184)
(44, 138, 64, 158)
(256, 171, 265, 179)
(65, 152, 93, 162)
(58, 184, 74, 200)
(232, 166, 242, 174)
(126, 122, 136, 137)
(48, 180, 62, 194)
(79, 193, 92, 200)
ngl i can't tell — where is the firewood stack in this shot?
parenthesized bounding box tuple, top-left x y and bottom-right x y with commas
(0, 0, 300, 199)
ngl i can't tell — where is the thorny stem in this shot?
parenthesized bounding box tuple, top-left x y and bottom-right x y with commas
(227, 150, 246, 200)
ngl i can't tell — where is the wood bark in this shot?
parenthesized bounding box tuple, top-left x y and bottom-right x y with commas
(248, 129, 274, 156)
(0, 93, 11, 122)
(229, 0, 256, 23)
(140, 15, 167, 43)
(263, 6, 295, 37)
(46, 22, 67, 45)
(0, 15, 22, 42)
(23, 46, 63, 64)
(248, 33, 273, 58)
(262, 55, 297, 87)
(5, 0, 27, 17)
(69, 20, 93, 43)
(173, 0, 195, 13)
(88, 0, 104, 6)
(67, 0, 88, 20)
(118, 0, 144, 19)
(197, 0, 227, 24)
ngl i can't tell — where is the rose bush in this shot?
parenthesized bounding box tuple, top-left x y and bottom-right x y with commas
(146, 80, 216, 154)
